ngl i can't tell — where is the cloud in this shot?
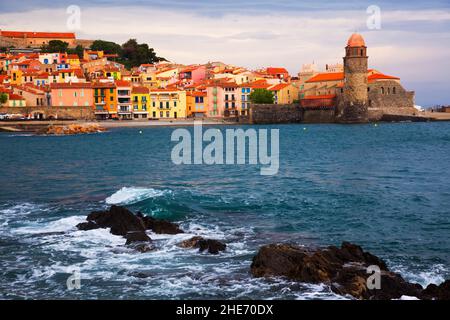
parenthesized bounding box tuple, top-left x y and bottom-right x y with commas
(0, 3, 449, 105)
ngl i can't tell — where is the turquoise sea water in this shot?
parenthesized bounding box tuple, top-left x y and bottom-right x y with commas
(0, 123, 449, 299)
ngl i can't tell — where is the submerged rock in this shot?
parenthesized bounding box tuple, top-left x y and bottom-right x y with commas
(250, 242, 429, 300)
(137, 212, 184, 234)
(178, 236, 226, 254)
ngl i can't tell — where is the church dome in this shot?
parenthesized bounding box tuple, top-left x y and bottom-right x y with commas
(347, 33, 365, 47)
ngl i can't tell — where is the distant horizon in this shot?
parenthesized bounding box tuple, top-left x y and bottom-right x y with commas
(1, 0, 449, 106)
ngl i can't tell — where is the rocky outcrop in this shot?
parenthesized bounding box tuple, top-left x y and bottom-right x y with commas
(420, 280, 450, 300)
(80, 205, 147, 236)
(43, 124, 106, 135)
(76, 206, 188, 253)
(250, 242, 447, 300)
(137, 212, 183, 234)
(178, 236, 226, 254)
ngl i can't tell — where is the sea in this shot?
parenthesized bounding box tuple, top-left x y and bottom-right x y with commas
(0, 122, 449, 299)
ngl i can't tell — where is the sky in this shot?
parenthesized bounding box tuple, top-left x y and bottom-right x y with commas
(0, 0, 449, 106)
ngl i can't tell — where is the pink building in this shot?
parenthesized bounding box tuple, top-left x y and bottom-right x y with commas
(50, 82, 94, 107)
(179, 65, 206, 84)
(206, 82, 240, 118)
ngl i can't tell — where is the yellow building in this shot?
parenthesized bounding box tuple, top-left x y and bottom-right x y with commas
(269, 83, 299, 104)
(103, 66, 122, 80)
(149, 89, 186, 119)
(10, 69, 23, 85)
(67, 54, 81, 67)
(186, 91, 207, 118)
(131, 86, 150, 119)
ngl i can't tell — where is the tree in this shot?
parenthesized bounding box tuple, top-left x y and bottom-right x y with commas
(91, 40, 122, 56)
(41, 40, 69, 53)
(120, 39, 165, 69)
(0, 93, 8, 106)
(249, 89, 275, 104)
(68, 45, 84, 58)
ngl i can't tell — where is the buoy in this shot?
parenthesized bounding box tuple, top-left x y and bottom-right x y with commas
(303, 127, 307, 131)
(139, 130, 143, 134)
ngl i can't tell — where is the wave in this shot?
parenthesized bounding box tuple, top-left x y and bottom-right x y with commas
(105, 187, 170, 205)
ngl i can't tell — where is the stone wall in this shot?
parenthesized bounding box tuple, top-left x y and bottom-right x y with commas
(302, 108, 336, 123)
(0, 106, 95, 120)
(249, 104, 303, 124)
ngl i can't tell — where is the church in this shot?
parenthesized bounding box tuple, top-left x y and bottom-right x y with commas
(300, 33, 416, 123)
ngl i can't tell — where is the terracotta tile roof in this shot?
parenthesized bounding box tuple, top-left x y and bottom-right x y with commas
(131, 86, 149, 94)
(68, 54, 79, 59)
(0, 30, 75, 39)
(115, 80, 131, 87)
(303, 94, 336, 100)
(187, 91, 207, 97)
(269, 83, 290, 91)
(306, 72, 344, 83)
(368, 73, 400, 82)
(8, 93, 25, 100)
(266, 67, 289, 75)
(50, 82, 92, 89)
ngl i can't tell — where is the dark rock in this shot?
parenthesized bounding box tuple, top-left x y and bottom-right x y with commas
(125, 231, 151, 245)
(198, 239, 227, 255)
(178, 236, 204, 248)
(331, 264, 422, 300)
(137, 212, 183, 234)
(420, 280, 450, 300)
(177, 236, 226, 254)
(76, 221, 99, 231)
(84, 205, 146, 236)
(250, 242, 424, 300)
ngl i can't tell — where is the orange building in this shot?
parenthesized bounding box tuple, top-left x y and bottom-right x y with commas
(92, 82, 117, 119)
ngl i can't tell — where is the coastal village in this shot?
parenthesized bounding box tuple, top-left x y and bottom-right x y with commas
(0, 29, 439, 124)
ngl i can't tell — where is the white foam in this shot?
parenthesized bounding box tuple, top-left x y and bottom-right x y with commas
(13, 216, 85, 235)
(105, 187, 169, 205)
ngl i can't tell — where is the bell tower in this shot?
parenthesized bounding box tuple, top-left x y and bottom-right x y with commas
(337, 33, 369, 123)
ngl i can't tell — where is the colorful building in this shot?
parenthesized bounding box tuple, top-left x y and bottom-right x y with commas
(269, 83, 299, 104)
(50, 82, 94, 107)
(115, 80, 132, 119)
(93, 82, 117, 120)
(149, 88, 186, 119)
(186, 91, 207, 118)
(131, 86, 150, 119)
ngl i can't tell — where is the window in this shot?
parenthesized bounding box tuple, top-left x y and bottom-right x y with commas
(174, 101, 177, 107)
(393, 87, 396, 94)
(59, 89, 62, 97)
(110, 88, 114, 94)
(166, 101, 169, 108)
(110, 96, 114, 101)
(74, 91, 77, 97)
(160, 102, 163, 108)
(166, 111, 170, 117)
(160, 111, 163, 117)
(381, 87, 385, 94)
